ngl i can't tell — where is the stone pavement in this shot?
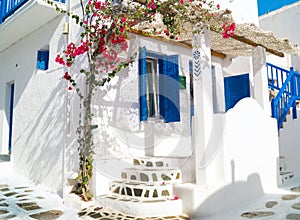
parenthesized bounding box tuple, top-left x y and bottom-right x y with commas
(78, 207, 190, 220)
(0, 179, 190, 220)
(4, 159, 300, 220)
(0, 161, 191, 220)
(0, 162, 80, 220)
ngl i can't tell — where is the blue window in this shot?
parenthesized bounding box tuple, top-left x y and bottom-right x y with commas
(139, 47, 180, 123)
(224, 73, 250, 111)
(36, 50, 49, 70)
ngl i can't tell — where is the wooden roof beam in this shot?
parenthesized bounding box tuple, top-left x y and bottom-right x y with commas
(230, 34, 285, 57)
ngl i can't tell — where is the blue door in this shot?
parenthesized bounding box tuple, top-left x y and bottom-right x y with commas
(224, 74, 250, 111)
(8, 83, 14, 154)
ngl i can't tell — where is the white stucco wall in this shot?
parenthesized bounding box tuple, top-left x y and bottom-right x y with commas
(0, 16, 73, 194)
(214, 0, 259, 25)
(91, 36, 195, 195)
(259, 2, 300, 71)
(175, 98, 279, 217)
(259, 2, 300, 178)
(278, 111, 300, 178)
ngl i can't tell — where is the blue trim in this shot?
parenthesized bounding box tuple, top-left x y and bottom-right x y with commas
(269, 64, 300, 129)
(36, 50, 49, 70)
(159, 54, 180, 123)
(139, 47, 148, 121)
(146, 51, 163, 59)
(8, 83, 14, 152)
(224, 73, 250, 111)
(0, 0, 65, 24)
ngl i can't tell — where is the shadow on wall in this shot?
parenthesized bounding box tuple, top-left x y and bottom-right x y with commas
(92, 61, 190, 160)
(200, 173, 263, 216)
(13, 80, 67, 196)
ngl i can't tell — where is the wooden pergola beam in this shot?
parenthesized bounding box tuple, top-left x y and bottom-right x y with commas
(230, 34, 285, 57)
(132, 29, 227, 59)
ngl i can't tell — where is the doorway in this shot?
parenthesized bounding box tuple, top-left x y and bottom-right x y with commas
(8, 82, 15, 154)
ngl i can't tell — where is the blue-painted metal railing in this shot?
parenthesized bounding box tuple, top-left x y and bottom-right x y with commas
(267, 62, 290, 91)
(0, 0, 29, 23)
(0, 0, 65, 24)
(267, 63, 300, 129)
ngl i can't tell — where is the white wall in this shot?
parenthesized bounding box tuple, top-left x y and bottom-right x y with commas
(175, 98, 279, 217)
(0, 16, 73, 194)
(214, 0, 259, 25)
(91, 36, 195, 195)
(278, 110, 300, 178)
(259, 2, 300, 71)
(260, 2, 300, 177)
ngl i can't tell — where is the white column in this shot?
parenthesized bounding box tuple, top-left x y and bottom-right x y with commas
(192, 28, 213, 185)
(252, 46, 270, 115)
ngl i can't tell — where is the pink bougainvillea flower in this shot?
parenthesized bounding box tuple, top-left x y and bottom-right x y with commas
(55, 55, 65, 65)
(222, 22, 236, 38)
(121, 16, 127, 23)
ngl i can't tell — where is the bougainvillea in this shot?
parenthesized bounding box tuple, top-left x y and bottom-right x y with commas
(52, 0, 235, 201)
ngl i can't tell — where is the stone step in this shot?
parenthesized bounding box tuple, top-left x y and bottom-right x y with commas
(279, 156, 288, 173)
(121, 168, 182, 185)
(96, 195, 183, 217)
(279, 171, 294, 186)
(133, 157, 186, 170)
(109, 181, 174, 201)
(0, 154, 10, 162)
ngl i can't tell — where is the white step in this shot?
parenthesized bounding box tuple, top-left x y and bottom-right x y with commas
(121, 167, 182, 185)
(279, 171, 294, 186)
(109, 181, 173, 201)
(96, 195, 183, 217)
(133, 157, 185, 169)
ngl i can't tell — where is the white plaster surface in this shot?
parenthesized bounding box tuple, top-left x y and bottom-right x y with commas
(214, 0, 259, 25)
(260, 2, 300, 180)
(278, 110, 300, 178)
(259, 2, 300, 71)
(180, 98, 280, 218)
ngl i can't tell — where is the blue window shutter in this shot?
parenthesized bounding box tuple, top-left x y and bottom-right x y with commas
(159, 55, 180, 122)
(139, 47, 148, 121)
(224, 73, 250, 111)
(36, 50, 49, 70)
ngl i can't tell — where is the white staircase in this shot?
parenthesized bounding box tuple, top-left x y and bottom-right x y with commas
(278, 156, 294, 186)
(96, 157, 184, 217)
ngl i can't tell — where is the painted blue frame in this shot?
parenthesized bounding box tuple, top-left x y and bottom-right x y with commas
(139, 47, 180, 123)
(224, 73, 250, 111)
(0, 0, 65, 24)
(8, 83, 14, 153)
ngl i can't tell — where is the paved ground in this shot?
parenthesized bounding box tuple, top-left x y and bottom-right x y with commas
(0, 162, 190, 219)
(0, 162, 80, 220)
(3, 160, 300, 220)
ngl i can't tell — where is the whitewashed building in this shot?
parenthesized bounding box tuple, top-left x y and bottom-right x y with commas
(0, 0, 299, 218)
(259, 2, 300, 184)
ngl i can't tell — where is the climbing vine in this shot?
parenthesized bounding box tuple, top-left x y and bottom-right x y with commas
(52, 0, 235, 201)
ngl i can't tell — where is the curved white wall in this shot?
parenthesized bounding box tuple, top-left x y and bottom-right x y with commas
(175, 98, 279, 217)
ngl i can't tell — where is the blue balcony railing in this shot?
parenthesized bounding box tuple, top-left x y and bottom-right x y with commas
(267, 63, 300, 129)
(0, 0, 65, 24)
